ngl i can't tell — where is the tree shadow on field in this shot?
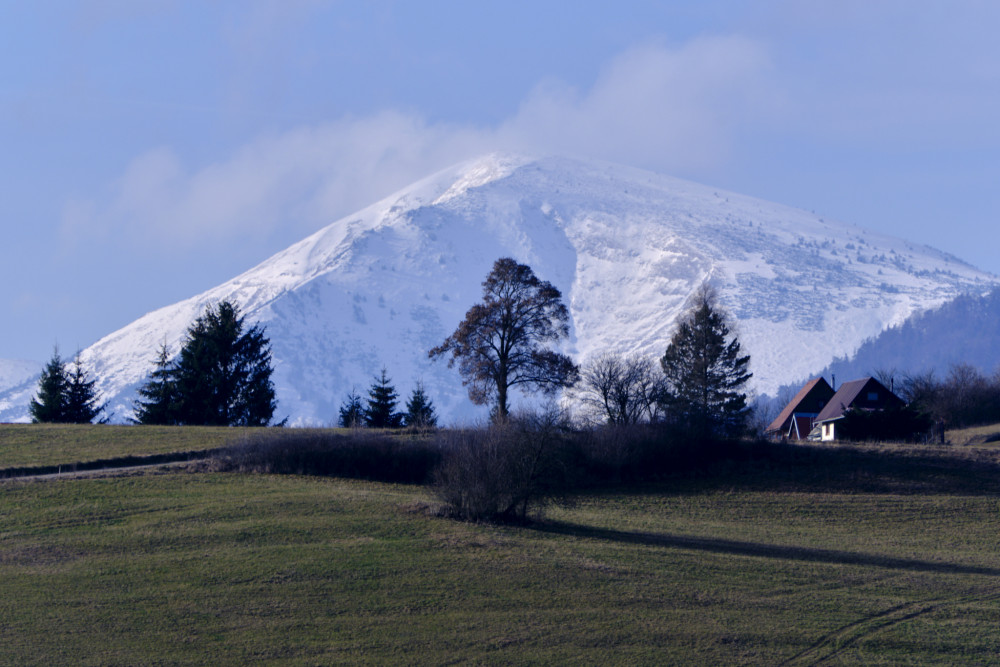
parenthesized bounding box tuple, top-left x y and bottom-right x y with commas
(530, 521, 1000, 577)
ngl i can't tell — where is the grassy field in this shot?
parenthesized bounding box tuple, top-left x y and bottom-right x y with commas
(947, 422, 1000, 445)
(2, 450, 1000, 664)
(0, 424, 266, 469)
(0, 423, 245, 468)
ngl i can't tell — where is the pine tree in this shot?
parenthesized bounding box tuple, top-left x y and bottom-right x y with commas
(30, 349, 68, 423)
(337, 388, 365, 427)
(171, 301, 277, 426)
(659, 284, 752, 440)
(403, 382, 437, 428)
(364, 367, 403, 428)
(133, 342, 177, 425)
(63, 353, 105, 423)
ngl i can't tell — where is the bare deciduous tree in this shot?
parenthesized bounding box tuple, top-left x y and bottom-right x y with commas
(429, 257, 579, 420)
(581, 352, 662, 424)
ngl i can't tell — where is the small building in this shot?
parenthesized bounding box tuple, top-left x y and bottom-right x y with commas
(813, 377, 904, 442)
(766, 377, 835, 441)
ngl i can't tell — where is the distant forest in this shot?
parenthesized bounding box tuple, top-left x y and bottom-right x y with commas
(789, 285, 1000, 393)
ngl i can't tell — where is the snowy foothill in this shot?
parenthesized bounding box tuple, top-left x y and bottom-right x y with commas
(2, 154, 996, 425)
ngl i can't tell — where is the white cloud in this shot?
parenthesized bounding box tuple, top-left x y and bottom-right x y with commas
(501, 36, 777, 170)
(62, 36, 777, 251)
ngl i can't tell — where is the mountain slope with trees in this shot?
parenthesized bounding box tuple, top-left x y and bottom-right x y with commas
(2, 154, 995, 424)
(800, 286, 1000, 394)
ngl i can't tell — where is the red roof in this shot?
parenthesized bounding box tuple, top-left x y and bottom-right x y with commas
(766, 377, 835, 435)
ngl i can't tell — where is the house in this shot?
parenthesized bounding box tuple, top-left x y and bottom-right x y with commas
(813, 377, 904, 441)
(766, 377, 835, 440)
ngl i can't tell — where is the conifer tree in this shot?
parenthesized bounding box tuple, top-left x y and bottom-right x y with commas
(63, 353, 105, 423)
(337, 388, 365, 428)
(30, 349, 68, 423)
(171, 300, 277, 426)
(403, 382, 437, 428)
(133, 342, 177, 425)
(364, 368, 403, 428)
(659, 284, 752, 440)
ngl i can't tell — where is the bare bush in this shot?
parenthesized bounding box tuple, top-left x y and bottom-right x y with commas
(433, 409, 579, 522)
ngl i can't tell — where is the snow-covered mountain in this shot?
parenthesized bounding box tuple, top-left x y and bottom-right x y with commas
(3, 154, 996, 424)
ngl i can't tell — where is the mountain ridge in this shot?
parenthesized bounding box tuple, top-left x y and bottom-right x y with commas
(2, 154, 995, 424)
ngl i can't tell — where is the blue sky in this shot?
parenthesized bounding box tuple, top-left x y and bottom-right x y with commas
(2, 1, 999, 362)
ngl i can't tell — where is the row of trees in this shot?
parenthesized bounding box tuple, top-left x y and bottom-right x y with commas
(575, 286, 752, 439)
(32, 301, 278, 426)
(429, 257, 752, 440)
(879, 364, 1000, 429)
(337, 368, 438, 429)
(33, 257, 753, 434)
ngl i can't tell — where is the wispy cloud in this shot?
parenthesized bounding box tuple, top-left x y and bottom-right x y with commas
(500, 36, 777, 170)
(62, 36, 778, 252)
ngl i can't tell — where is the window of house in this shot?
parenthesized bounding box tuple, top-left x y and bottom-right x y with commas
(867, 392, 878, 401)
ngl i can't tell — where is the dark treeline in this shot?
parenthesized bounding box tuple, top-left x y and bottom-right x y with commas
(886, 364, 1000, 429)
(216, 408, 1000, 524)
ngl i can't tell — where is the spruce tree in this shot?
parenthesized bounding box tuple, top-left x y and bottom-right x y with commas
(30, 349, 68, 423)
(403, 382, 437, 428)
(337, 388, 365, 428)
(364, 367, 403, 428)
(659, 284, 752, 440)
(171, 300, 277, 426)
(133, 342, 177, 425)
(63, 353, 105, 423)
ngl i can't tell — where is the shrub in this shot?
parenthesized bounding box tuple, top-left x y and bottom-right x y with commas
(433, 409, 579, 522)
(216, 429, 441, 484)
(837, 405, 934, 443)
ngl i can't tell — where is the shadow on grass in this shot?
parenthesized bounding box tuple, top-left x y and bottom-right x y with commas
(531, 520, 1000, 577)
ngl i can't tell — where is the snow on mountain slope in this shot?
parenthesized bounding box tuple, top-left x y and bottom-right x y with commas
(2, 154, 995, 424)
(0, 359, 40, 392)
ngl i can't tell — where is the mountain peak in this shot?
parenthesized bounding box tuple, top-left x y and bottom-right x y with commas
(2, 155, 995, 424)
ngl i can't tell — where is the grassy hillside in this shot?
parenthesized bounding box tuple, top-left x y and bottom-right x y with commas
(2, 467, 999, 664)
(0, 424, 250, 469)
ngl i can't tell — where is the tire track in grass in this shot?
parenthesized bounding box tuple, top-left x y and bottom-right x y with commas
(783, 590, 1000, 666)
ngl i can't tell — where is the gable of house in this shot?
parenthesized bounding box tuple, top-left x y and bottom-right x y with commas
(767, 377, 835, 437)
(815, 377, 904, 424)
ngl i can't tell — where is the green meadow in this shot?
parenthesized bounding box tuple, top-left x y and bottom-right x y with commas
(0, 424, 246, 469)
(1, 425, 999, 664)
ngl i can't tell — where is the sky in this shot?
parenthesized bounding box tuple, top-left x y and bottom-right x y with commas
(2, 0, 999, 363)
